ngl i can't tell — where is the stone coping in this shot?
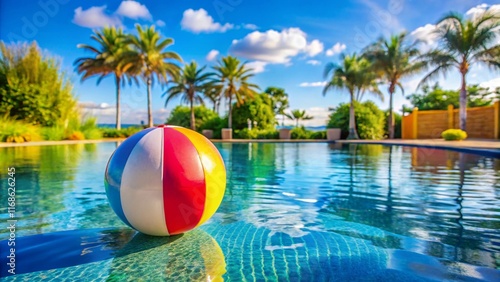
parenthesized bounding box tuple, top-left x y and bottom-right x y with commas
(1, 138, 498, 157)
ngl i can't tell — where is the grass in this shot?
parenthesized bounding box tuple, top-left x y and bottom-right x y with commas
(0, 119, 41, 143)
(0, 117, 106, 143)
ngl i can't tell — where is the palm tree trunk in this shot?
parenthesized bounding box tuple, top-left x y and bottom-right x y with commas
(115, 75, 121, 130)
(459, 72, 467, 131)
(388, 89, 395, 139)
(296, 119, 299, 127)
(347, 91, 359, 140)
(190, 99, 195, 130)
(228, 95, 233, 129)
(147, 77, 153, 127)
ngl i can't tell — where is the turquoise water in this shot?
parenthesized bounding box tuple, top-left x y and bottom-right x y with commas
(0, 143, 499, 281)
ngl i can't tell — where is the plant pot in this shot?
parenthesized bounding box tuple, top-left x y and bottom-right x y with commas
(327, 128, 341, 140)
(221, 128, 232, 140)
(279, 128, 291, 140)
(202, 130, 213, 139)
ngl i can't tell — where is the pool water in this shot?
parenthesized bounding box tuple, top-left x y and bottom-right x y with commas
(0, 142, 499, 281)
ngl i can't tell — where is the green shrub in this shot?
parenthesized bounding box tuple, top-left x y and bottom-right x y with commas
(67, 131, 85, 140)
(231, 93, 276, 130)
(310, 131, 326, 139)
(442, 129, 467, 141)
(0, 119, 41, 142)
(198, 116, 227, 139)
(82, 128, 102, 140)
(78, 117, 102, 139)
(41, 127, 65, 141)
(166, 105, 219, 130)
(291, 126, 312, 139)
(0, 42, 78, 127)
(80, 117, 98, 131)
(101, 127, 142, 138)
(327, 101, 385, 140)
(234, 128, 279, 139)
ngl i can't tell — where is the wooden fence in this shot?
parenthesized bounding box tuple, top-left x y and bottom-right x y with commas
(402, 101, 500, 139)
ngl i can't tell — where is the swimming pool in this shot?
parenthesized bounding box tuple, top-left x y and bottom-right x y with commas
(0, 142, 499, 281)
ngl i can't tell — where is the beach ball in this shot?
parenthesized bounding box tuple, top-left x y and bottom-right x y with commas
(104, 125, 226, 236)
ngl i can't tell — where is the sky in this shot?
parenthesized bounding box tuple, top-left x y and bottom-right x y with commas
(1, 0, 499, 126)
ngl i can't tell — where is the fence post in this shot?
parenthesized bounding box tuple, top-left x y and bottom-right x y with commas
(412, 107, 418, 139)
(447, 104, 454, 129)
(494, 101, 499, 139)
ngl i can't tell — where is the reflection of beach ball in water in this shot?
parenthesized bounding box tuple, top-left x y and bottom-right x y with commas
(104, 125, 226, 236)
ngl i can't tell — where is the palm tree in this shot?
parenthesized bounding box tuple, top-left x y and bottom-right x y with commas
(365, 32, 425, 139)
(128, 24, 182, 127)
(213, 56, 259, 129)
(285, 109, 313, 127)
(265, 87, 290, 126)
(162, 61, 214, 130)
(419, 10, 500, 131)
(75, 27, 135, 130)
(205, 87, 223, 114)
(323, 53, 382, 139)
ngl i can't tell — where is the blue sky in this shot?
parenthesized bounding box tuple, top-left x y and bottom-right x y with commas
(1, 0, 499, 125)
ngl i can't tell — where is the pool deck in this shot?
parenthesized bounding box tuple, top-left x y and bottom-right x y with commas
(1, 138, 499, 157)
(335, 139, 500, 158)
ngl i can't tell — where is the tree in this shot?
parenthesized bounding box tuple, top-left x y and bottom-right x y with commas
(231, 93, 276, 130)
(166, 105, 218, 129)
(205, 87, 222, 114)
(163, 61, 214, 130)
(419, 9, 500, 131)
(264, 87, 289, 126)
(0, 42, 77, 126)
(75, 27, 135, 130)
(128, 25, 182, 127)
(365, 32, 425, 139)
(323, 53, 382, 139)
(285, 109, 313, 127)
(213, 56, 260, 129)
(327, 101, 385, 140)
(407, 83, 494, 110)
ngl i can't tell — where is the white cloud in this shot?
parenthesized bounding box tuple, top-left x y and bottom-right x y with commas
(243, 23, 258, 30)
(325, 43, 346, 57)
(230, 28, 324, 64)
(81, 102, 170, 125)
(306, 60, 321, 66)
(466, 4, 500, 20)
(304, 39, 324, 57)
(359, 0, 404, 32)
(206, 49, 219, 61)
(116, 0, 152, 20)
(73, 6, 121, 28)
(412, 4, 500, 51)
(410, 24, 439, 45)
(246, 61, 267, 74)
(181, 8, 233, 33)
(480, 77, 500, 91)
(156, 20, 166, 27)
(299, 81, 327, 87)
(466, 4, 500, 44)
